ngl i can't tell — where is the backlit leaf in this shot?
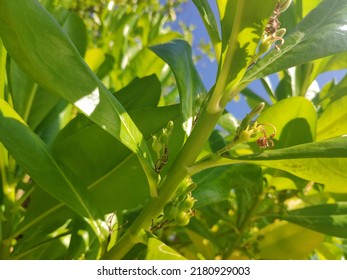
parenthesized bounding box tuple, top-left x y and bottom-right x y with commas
(145, 238, 186, 260)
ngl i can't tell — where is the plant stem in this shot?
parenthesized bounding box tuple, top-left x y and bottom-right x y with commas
(102, 104, 223, 259)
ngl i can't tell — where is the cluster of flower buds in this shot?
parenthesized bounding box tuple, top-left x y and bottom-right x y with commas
(249, 0, 292, 66)
(163, 178, 197, 227)
(261, 0, 292, 52)
(152, 121, 174, 173)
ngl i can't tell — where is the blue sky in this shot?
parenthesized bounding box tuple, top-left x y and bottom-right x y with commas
(171, 1, 346, 118)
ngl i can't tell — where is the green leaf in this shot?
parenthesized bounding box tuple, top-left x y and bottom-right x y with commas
(317, 95, 347, 140)
(327, 73, 347, 102)
(62, 11, 87, 56)
(233, 137, 347, 193)
(240, 87, 270, 109)
(11, 219, 71, 259)
(193, 137, 347, 193)
(149, 39, 206, 135)
(218, 0, 277, 89)
(218, 111, 238, 135)
(8, 60, 63, 131)
(243, 0, 347, 82)
(309, 54, 347, 83)
(0, 0, 156, 190)
(145, 238, 186, 260)
(117, 31, 180, 89)
(193, 164, 262, 222)
(274, 70, 293, 100)
(193, 166, 234, 208)
(192, 0, 221, 47)
(276, 202, 347, 238)
(0, 99, 107, 247)
(232, 164, 263, 227)
(15, 105, 184, 236)
(257, 96, 316, 148)
(254, 221, 324, 259)
(208, 129, 227, 153)
(114, 74, 161, 110)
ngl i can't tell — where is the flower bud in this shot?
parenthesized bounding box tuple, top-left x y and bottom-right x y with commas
(278, 0, 292, 13)
(238, 130, 252, 143)
(175, 211, 190, 226)
(152, 135, 162, 156)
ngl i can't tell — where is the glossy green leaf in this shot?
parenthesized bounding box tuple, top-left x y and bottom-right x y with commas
(114, 74, 161, 110)
(240, 87, 270, 109)
(193, 136, 347, 193)
(145, 238, 186, 260)
(263, 168, 308, 191)
(317, 95, 347, 140)
(275, 202, 347, 238)
(274, 70, 293, 100)
(62, 11, 87, 56)
(257, 96, 316, 148)
(237, 137, 347, 193)
(150, 39, 206, 135)
(243, 0, 347, 83)
(13, 75, 165, 238)
(117, 32, 180, 89)
(193, 164, 262, 219)
(208, 130, 227, 153)
(15, 105, 184, 236)
(193, 166, 234, 208)
(0, 0, 156, 188)
(0, 99, 107, 245)
(8, 61, 63, 131)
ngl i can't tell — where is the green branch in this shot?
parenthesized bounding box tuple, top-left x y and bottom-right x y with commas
(103, 103, 223, 259)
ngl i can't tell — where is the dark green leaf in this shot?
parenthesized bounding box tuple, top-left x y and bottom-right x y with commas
(231, 164, 263, 227)
(240, 87, 270, 109)
(193, 164, 262, 218)
(193, 166, 232, 208)
(317, 95, 347, 140)
(150, 39, 206, 135)
(208, 136, 347, 193)
(15, 105, 184, 236)
(0, 0, 155, 187)
(62, 11, 87, 56)
(0, 99, 107, 245)
(209, 129, 227, 153)
(192, 0, 221, 45)
(275, 71, 293, 100)
(114, 74, 161, 110)
(276, 202, 347, 238)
